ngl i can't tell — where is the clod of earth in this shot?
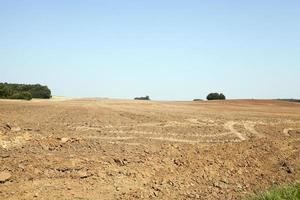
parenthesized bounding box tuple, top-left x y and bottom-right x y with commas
(281, 162, 294, 174)
(77, 171, 91, 179)
(11, 127, 21, 132)
(5, 123, 11, 130)
(113, 158, 128, 166)
(0, 171, 12, 183)
(60, 137, 70, 144)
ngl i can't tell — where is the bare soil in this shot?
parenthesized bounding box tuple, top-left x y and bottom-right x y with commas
(0, 99, 299, 199)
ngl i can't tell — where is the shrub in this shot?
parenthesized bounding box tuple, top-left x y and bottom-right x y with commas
(135, 96, 150, 100)
(207, 93, 226, 100)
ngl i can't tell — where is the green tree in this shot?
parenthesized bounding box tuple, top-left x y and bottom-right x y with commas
(219, 93, 226, 100)
(207, 93, 226, 100)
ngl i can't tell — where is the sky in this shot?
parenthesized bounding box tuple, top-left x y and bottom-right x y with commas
(1, 0, 299, 100)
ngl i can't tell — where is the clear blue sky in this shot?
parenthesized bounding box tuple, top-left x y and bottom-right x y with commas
(1, 1, 299, 100)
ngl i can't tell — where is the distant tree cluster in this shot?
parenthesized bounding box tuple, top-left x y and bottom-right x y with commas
(0, 83, 52, 100)
(134, 96, 150, 100)
(277, 99, 300, 103)
(207, 93, 226, 100)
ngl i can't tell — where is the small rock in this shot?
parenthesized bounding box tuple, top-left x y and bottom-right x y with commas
(0, 171, 12, 183)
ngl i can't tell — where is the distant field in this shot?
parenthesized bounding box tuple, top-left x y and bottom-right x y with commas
(0, 99, 299, 199)
(31, 95, 72, 102)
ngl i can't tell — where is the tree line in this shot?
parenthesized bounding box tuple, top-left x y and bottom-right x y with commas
(134, 96, 150, 100)
(0, 83, 225, 101)
(0, 83, 52, 100)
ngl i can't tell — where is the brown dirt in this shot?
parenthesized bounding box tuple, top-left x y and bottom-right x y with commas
(0, 99, 300, 199)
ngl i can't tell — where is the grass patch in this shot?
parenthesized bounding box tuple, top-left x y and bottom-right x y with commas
(247, 182, 300, 200)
